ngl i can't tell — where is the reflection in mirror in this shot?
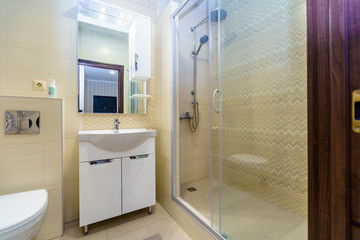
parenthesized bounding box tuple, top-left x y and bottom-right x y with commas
(77, 0, 149, 114)
(78, 60, 124, 113)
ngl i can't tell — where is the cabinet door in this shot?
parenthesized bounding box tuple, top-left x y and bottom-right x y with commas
(129, 15, 151, 81)
(79, 158, 122, 226)
(122, 154, 155, 214)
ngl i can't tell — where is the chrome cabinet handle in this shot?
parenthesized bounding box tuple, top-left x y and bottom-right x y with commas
(130, 154, 149, 160)
(89, 159, 113, 165)
(213, 89, 220, 113)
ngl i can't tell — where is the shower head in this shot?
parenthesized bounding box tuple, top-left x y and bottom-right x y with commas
(193, 35, 209, 55)
(210, 9, 227, 22)
(191, 9, 227, 31)
(200, 35, 209, 44)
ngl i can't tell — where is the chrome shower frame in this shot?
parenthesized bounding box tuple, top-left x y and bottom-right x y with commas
(171, 0, 224, 239)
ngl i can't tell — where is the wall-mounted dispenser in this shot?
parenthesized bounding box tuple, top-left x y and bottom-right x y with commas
(5, 110, 40, 135)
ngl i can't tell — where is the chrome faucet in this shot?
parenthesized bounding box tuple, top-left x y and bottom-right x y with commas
(114, 118, 120, 132)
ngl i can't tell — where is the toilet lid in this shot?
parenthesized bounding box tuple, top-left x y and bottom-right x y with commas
(0, 189, 48, 233)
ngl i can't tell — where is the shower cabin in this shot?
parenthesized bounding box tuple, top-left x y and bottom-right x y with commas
(171, 0, 308, 239)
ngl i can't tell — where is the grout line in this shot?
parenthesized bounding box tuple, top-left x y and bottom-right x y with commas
(104, 224, 109, 240)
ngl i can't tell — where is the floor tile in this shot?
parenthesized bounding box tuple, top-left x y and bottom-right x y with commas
(61, 203, 191, 240)
(180, 178, 307, 240)
(146, 216, 190, 240)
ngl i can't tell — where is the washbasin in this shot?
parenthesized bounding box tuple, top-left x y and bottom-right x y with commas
(78, 129, 156, 152)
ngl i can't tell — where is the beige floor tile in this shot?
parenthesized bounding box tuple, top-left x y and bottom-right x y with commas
(137, 204, 170, 225)
(106, 216, 145, 236)
(62, 203, 191, 240)
(280, 220, 308, 240)
(107, 225, 151, 240)
(62, 221, 107, 240)
(181, 178, 307, 240)
(146, 216, 189, 240)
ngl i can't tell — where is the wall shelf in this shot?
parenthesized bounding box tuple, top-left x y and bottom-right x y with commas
(130, 94, 151, 99)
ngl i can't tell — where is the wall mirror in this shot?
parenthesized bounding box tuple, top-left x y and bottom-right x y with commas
(77, 0, 151, 114)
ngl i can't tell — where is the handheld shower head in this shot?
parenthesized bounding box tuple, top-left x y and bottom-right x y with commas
(200, 35, 209, 44)
(193, 35, 209, 55)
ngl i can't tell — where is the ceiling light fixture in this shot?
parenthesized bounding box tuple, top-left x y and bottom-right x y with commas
(99, 7, 107, 12)
(99, 14, 105, 20)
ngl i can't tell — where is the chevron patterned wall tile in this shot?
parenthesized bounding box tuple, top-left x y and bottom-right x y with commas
(82, 113, 153, 129)
(211, 0, 307, 216)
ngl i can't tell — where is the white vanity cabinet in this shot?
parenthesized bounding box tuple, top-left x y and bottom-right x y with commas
(129, 15, 151, 81)
(122, 154, 155, 214)
(78, 130, 156, 234)
(79, 158, 122, 226)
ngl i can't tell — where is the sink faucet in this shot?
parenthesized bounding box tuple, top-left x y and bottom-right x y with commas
(114, 118, 120, 133)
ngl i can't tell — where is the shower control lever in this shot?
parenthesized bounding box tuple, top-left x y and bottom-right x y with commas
(180, 112, 193, 120)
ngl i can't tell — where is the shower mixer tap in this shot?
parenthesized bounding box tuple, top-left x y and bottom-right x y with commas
(180, 112, 193, 120)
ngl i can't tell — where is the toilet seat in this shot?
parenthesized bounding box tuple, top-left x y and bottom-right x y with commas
(0, 189, 48, 239)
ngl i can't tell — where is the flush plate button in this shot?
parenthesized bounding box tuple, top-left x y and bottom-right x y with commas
(5, 110, 40, 135)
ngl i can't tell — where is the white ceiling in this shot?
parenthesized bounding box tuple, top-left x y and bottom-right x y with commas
(84, 65, 119, 82)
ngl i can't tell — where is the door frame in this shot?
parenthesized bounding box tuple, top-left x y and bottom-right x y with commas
(78, 59, 125, 113)
(307, 0, 359, 239)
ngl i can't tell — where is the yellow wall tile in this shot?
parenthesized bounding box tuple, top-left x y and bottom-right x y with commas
(63, 98, 82, 139)
(0, 0, 5, 95)
(0, 44, 5, 95)
(47, 53, 78, 99)
(0, 0, 4, 45)
(64, 178, 79, 222)
(63, 138, 79, 181)
(42, 99, 63, 143)
(6, 47, 47, 97)
(5, 0, 46, 51)
(0, 144, 44, 194)
(44, 142, 63, 191)
(44, 190, 63, 239)
(47, 0, 77, 56)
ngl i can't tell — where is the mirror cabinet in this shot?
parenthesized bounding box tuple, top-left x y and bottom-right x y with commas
(77, 0, 151, 114)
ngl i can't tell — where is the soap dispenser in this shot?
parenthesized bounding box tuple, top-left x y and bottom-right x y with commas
(48, 79, 57, 98)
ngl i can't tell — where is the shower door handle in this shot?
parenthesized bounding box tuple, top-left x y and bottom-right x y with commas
(353, 89, 360, 133)
(213, 89, 220, 113)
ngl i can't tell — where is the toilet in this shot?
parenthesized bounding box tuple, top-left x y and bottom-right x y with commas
(0, 189, 48, 240)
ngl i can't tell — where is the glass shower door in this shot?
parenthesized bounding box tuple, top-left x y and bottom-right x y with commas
(217, 0, 308, 239)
